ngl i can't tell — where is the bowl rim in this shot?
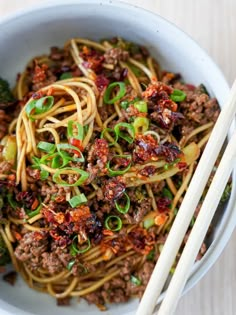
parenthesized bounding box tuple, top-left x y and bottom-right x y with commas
(0, 1, 235, 314)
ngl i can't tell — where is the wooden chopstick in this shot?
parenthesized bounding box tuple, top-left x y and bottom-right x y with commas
(157, 128, 236, 315)
(136, 79, 236, 315)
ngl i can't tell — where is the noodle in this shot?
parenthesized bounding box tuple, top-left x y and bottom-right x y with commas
(0, 36, 221, 308)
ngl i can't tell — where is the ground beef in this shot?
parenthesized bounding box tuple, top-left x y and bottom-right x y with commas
(41, 252, 64, 274)
(14, 231, 49, 268)
(104, 48, 129, 65)
(174, 82, 220, 138)
(57, 297, 71, 306)
(0, 161, 12, 173)
(132, 198, 152, 223)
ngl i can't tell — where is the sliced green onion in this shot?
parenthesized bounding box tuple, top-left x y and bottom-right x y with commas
(133, 101, 147, 113)
(57, 143, 84, 163)
(27, 203, 42, 218)
(106, 154, 132, 176)
(146, 249, 155, 261)
(162, 188, 173, 200)
(100, 127, 116, 146)
(130, 275, 142, 286)
(69, 194, 87, 207)
(105, 215, 122, 231)
(115, 192, 130, 214)
(67, 120, 84, 141)
(114, 122, 135, 144)
(37, 141, 56, 153)
(25, 96, 54, 119)
(51, 154, 62, 168)
(120, 100, 129, 109)
(143, 217, 155, 229)
(170, 89, 186, 102)
(40, 170, 49, 180)
(53, 168, 89, 186)
(71, 236, 91, 255)
(133, 117, 149, 134)
(104, 82, 126, 104)
(67, 260, 75, 271)
(60, 72, 72, 80)
(7, 194, 17, 209)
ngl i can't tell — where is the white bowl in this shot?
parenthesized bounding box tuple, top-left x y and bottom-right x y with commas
(0, 1, 235, 315)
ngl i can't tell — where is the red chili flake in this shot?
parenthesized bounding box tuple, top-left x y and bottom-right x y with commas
(177, 162, 187, 170)
(133, 134, 159, 163)
(69, 138, 84, 152)
(103, 177, 126, 202)
(142, 81, 173, 100)
(13, 231, 22, 241)
(81, 48, 104, 72)
(95, 74, 109, 91)
(138, 165, 156, 177)
(128, 227, 155, 255)
(154, 142, 181, 163)
(69, 205, 91, 223)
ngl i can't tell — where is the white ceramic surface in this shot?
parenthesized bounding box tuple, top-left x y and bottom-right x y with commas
(0, 1, 235, 315)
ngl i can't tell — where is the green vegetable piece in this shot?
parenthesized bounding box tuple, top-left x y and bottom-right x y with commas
(37, 141, 56, 153)
(70, 236, 91, 255)
(25, 96, 54, 119)
(105, 215, 122, 231)
(67, 120, 84, 141)
(132, 117, 149, 134)
(143, 217, 155, 229)
(114, 122, 135, 144)
(130, 275, 142, 286)
(67, 260, 76, 271)
(2, 135, 17, 165)
(106, 154, 132, 176)
(170, 89, 186, 102)
(133, 101, 147, 113)
(162, 188, 173, 200)
(115, 192, 130, 214)
(146, 249, 155, 261)
(53, 167, 89, 186)
(60, 72, 72, 80)
(0, 77, 15, 105)
(220, 183, 232, 203)
(69, 194, 87, 207)
(104, 82, 126, 104)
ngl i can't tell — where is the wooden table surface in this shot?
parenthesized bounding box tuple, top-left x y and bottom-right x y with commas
(0, 1, 235, 314)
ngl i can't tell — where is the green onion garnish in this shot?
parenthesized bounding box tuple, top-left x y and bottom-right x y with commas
(67, 260, 76, 271)
(37, 141, 56, 153)
(100, 127, 116, 146)
(170, 89, 186, 102)
(40, 170, 49, 180)
(53, 167, 89, 186)
(7, 194, 18, 209)
(104, 82, 126, 104)
(57, 143, 84, 163)
(130, 275, 142, 286)
(69, 194, 87, 207)
(27, 203, 42, 218)
(146, 249, 155, 261)
(60, 72, 72, 80)
(114, 122, 135, 144)
(115, 192, 130, 214)
(133, 117, 149, 134)
(67, 120, 84, 141)
(106, 154, 132, 176)
(143, 217, 155, 229)
(162, 188, 173, 200)
(105, 215, 122, 231)
(70, 236, 91, 255)
(25, 96, 54, 119)
(133, 101, 147, 113)
(120, 100, 129, 109)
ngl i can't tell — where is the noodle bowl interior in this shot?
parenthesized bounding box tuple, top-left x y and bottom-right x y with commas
(0, 37, 221, 308)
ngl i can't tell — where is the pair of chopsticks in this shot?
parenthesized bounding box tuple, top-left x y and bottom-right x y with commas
(136, 79, 236, 315)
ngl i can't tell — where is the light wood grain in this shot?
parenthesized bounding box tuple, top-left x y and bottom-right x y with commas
(0, 1, 235, 315)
